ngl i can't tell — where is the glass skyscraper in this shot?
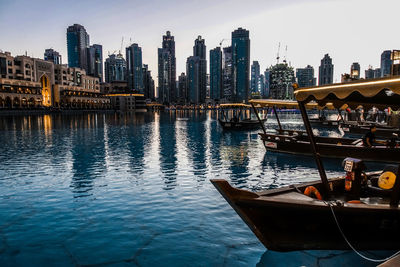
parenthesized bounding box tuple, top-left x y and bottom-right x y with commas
(210, 47, 222, 101)
(104, 53, 126, 83)
(231, 28, 250, 103)
(251, 61, 260, 93)
(158, 31, 176, 104)
(67, 24, 89, 70)
(126, 43, 143, 93)
(381, 50, 392, 77)
(296, 65, 316, 88)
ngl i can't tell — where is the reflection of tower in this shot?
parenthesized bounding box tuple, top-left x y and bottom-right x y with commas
(70, 114, 106, 196)
(159, 112, 178, 189)
(186, 112, 207, 179)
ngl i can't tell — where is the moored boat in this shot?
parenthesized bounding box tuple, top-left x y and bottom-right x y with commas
(218, 103, 267, 130)
(212, 76, 400, 252)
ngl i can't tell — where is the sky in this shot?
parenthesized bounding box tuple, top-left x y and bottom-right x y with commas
(1, 0, 399, 86)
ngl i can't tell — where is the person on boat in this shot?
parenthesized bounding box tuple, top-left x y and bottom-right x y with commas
(362, 126, 386, 147)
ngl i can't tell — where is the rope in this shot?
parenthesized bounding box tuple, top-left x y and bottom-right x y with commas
(325, 200, 400, 263)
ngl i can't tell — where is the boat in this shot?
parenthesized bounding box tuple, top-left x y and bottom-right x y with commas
(212, 76, 400, 252)
(218, 103, 267, 130)
(341, 120, 400, 138)
(249, 99, 400, 163)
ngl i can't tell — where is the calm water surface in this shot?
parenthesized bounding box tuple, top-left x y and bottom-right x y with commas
(0, 111, 383, 266)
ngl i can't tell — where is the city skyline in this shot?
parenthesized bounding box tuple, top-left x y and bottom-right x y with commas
(1, 0, 399, 88)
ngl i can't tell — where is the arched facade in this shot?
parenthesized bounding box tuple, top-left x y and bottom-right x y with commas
(40, 75, 52, 107)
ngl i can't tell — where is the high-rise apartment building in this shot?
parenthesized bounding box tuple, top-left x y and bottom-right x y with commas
(44, 49, 62, 65)
(158, 31, 176, 104)
(142, 64, 155, 100)
(67, 24, 90, 71)
(296, 65, 316, 88)
(381, 50, 392, 77)
(87, 44, 103, 82)
(178, 73, 187, 103)
(210, 47, 222, 101)
(186, 36, 207, 104)
(318, 54, 334, 85)
(104, 53, 126, 83)
(350, 62, 360, 79)
(222, 46, 232, 100)
(231, 28, 250, 102)
(126, 43, 143, 92)
(251, 61, 260, 93)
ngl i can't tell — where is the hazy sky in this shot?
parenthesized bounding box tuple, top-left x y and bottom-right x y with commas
(1, 0, 399, 85)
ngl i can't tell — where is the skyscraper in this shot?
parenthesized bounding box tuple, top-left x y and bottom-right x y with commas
(87, 44, 103, 82)
(251, 61, 260, 93)
(158, 31, 176, 104)
(264, 68, 271, 98)
(126, 43, 143, 92)
(318, 54, 334, 85)
(142, 64, 155, 100)
(186, 36, 207, 104)
(44, 49, 62, 65)
(231, 28, 250, 102)
(223, 46, 232, 100)
(210, 47, 222, 101)
(296, 65, 316, 88)
(193, 36, 206, 60)
(381, 50, 392, 77)
(178, 73, 187, 103)
(67, 24, 89, 70)
(350, 62, 360, 79)
(104, 53, 126, 83)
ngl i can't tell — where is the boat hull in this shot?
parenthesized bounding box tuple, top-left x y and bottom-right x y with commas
(211, 179, 400, 251)
(260, 133, 400, 163)
(218, 118, 265, 130)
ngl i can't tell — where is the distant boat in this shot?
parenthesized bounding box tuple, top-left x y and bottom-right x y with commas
(218, 103, 266, 130)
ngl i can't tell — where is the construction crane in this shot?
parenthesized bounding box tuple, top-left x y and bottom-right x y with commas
(219, 38, 230, 47)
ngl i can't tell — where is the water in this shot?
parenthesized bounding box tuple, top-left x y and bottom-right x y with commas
(0, 111, 387, 266)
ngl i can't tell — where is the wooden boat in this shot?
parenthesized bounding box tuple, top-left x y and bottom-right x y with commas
(341, 120, 400, 138)
(218, 103, 267, 130)
(213, 76, 400, 251)
(248, 99, 399, 162)
(259, 131, 399, 163)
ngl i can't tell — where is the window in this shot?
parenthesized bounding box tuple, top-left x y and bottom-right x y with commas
(8, 69, 12, 74)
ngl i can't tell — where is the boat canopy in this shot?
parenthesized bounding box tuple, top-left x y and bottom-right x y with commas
(295, 76, 400, 110)
(249, 99, 336, 110)
(219, 103, 252, 108)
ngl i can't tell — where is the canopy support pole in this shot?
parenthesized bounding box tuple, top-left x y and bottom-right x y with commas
(390, 164, 400, 207)
(273, 106, 282, 133)
(298, 101, 331, 197)
(251, 103, 267, 135)
(337, 108, 344, 122)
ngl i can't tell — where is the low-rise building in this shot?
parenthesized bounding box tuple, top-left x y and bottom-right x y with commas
(107, 94, 146, 112)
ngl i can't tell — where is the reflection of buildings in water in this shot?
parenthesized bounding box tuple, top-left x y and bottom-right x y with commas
(70, 116, 107, 197)
(159, 112, 178, 190)
(186, 117, 207, 181)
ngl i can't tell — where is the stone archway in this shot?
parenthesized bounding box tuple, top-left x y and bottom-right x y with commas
(13, 97, 20, 108)
(5, 97, 12, 108)
(40, 75, 52, 107)
(28, 98, 35, 108)
(21, 97, 28, 108)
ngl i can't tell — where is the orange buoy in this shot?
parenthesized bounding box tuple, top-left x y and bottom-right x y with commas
(304, 186, 323, 200)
